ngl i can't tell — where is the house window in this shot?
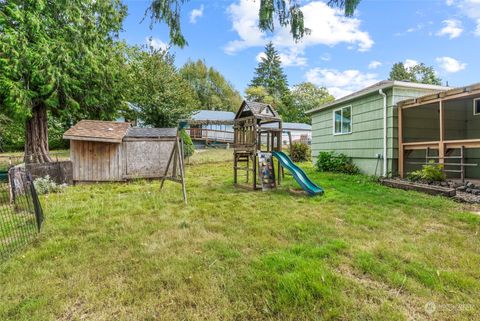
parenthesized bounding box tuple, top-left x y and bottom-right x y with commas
(333, 106, 352, 135)
(475, 98, 480, 115)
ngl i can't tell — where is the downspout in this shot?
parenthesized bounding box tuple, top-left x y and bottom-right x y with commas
(379, 89, 388, 177)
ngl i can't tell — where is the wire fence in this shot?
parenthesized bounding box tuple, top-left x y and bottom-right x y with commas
(0, 170, 43, 262)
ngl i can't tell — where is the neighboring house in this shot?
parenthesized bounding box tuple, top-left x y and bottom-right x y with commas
(186, 110, 235, 147)
(264, 122, 312, 145)
(306, 80, 450, 177)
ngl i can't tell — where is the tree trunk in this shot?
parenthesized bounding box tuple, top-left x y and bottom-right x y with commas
(25, 103, 52, 164)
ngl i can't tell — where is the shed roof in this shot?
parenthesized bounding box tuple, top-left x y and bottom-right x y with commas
(63, 120, 131, 143)
(235, 101, 281, 121)
(306, 80, 451, 114)
(126, 127, 177, 138)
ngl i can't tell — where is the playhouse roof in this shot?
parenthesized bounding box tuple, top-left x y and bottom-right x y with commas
(63, 120, 131, 143)
(235, 101, 281, 121)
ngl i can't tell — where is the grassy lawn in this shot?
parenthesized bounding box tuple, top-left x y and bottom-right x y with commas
(0, 150, 479, 320)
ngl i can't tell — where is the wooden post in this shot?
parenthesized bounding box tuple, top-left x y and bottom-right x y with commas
(460, 146, 465, 183)
(233, 153, 237, 184)
(398, 105, 404, 177)
(160, 136, 187, 205)
(178, 138, 187, 205)
(160, 143, 176, 190)
(439, 100, 445, 166)
(253, 153, 257, 190)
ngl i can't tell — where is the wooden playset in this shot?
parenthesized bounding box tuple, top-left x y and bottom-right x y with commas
(233, 101, 283, 190)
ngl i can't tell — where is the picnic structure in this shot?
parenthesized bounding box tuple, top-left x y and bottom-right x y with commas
(63, 120, 187, 202)
(233, 101, 283, 189)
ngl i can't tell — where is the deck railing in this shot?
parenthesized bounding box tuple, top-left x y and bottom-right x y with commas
(188, 128, 234, 143)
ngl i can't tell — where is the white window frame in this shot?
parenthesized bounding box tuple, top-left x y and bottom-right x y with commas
(474, 98, 480, 116)
(333, 106, 353, 135)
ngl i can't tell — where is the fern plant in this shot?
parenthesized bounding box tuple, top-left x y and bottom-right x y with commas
(407, 161, 446, 182)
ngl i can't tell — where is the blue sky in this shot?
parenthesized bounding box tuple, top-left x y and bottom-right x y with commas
(122, 0, 480, 98)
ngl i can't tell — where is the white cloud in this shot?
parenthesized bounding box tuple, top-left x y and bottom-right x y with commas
(436, 56, 467, 72)
(368, 60, 382, 69)
(404, 59, 419, 69)
(146, 37, 168, 50)
(449, 0, 480, 35)
(224, 0, 373, 61)
(305, 68, 379, 98)
(446, 0, 455, 5)
(189, 5, 204, 24)
(437, 19, 463, 38)
(256, 47, 307, 67)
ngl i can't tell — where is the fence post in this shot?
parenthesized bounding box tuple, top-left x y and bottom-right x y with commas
(27, 172, 43, 232)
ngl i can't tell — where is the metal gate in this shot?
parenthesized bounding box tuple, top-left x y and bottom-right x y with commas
(0, 170, 43, 262)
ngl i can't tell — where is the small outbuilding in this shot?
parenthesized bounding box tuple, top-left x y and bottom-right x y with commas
(63, 120, 178, 182)
(186, 110, 235, 146)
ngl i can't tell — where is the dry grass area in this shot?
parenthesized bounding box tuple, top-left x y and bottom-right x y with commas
(0, 151, 479, 321)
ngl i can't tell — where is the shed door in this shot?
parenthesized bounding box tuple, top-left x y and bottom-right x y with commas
(125, 141, 175, 178)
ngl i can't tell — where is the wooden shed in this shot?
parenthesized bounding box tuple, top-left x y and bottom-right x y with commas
(63, 120, 177, 182)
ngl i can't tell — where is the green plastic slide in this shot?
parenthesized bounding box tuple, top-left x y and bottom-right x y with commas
(272, 151, 324, 196)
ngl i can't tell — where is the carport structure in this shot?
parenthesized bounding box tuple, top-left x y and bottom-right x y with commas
(398, 83, 480, 181)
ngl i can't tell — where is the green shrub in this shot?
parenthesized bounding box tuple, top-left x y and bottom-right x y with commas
(180, 129, 195, 158)
(33, 175, 65, 195)
(407, 161, 446, 182)
(316, 151, 359, 175)
(290, 142, 311, 162)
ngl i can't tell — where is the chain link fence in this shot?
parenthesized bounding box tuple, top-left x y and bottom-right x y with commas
(0, 170, 43, 262)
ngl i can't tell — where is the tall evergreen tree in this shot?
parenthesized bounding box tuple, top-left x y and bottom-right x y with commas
(250, 42, 289, 100)
(389, 62, 442, 85)
(0, 0, 128, 163)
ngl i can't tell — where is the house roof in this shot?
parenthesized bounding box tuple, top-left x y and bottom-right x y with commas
(126, 127, 177, 138)
(192, 110, 235, 121)
(235, 101, 281, 121)
(188, 110, 235, 125)
(263, 122, 312, 131)
(63, 120, 131, 143)
(397, 82, 480, 108)
(306, 80, 451, 115)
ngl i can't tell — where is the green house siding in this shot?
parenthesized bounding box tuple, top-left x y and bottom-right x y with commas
(311, 86, 445, 176)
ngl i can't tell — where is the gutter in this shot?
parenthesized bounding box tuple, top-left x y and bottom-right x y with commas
(306, 81, 450, 115)
(379, 89, 388, 177)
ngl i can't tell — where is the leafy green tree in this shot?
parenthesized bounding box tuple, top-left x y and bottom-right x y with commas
(289, 82, 334, 124)
(244, 86, 275, 105)
(147, 0, 361, 47)
(0, 0, 128, 163)
(250, 42, 289, 100)
(389, 62, 442, 85)
(127, 48, 199, 128)
(179, 60, 242, 112)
